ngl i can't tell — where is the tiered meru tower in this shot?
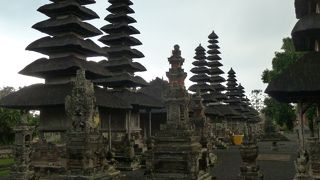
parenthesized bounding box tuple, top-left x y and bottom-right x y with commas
(206, 31, 227, 103)
(189, 45, 217, 105)
(145, 45, 212, 180)
(225, 68, 245, 133)
(95, 0, 148, 88)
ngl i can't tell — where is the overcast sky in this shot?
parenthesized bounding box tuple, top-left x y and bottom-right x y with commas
(0, 0, 297, 96)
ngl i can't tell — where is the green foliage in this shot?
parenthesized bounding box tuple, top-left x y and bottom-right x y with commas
(306, 105, 317, 137)
(249, 89, 265, 112)
(0, 158, 14, 177)
(262, 98, 296, 130)
(0, 158, 14, 165)
(262, 38, 303, 130)
(0, 87, 39, 145)
(262, 38, 304, 83)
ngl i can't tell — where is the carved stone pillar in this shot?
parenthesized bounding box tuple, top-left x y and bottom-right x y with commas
(10, 111, 34, 180)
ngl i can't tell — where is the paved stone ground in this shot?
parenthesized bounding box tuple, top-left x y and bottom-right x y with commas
(212, 133, 298, 180)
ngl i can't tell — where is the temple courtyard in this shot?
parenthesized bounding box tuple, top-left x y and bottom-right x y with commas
(117, 133, 298, 180)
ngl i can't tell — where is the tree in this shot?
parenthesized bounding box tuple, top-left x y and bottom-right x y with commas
(0, 87, 40, 144)
(249, 89, 265, 113)
(261, 38, 304, 130)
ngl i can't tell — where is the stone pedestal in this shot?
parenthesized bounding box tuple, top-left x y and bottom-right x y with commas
(238, 144, 263, 180)
(294, 151, 313, 180)
(146, 124, 212, 180)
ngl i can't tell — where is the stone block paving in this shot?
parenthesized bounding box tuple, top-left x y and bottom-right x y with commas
(213, 133, 298, 180)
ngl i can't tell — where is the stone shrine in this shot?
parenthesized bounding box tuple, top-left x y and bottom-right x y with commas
(145, 45, 212, 180)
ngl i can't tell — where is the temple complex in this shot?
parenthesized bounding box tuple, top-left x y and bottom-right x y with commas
(0, 0, 306, 179)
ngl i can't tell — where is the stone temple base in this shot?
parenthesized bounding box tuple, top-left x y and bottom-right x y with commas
(10, 171, 34, 180)
(294, 175, 314, 180)
(115, 156, 140, 171)
(146, 125, 212, 180)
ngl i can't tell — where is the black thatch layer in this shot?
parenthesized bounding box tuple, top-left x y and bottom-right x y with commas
(107, 3, 135, 14)
(294, 0, 317, 19)
(99, 34, 142, 46)
(38, 1, 99, 20)
(26, 34, 103, 57)
(108, 0, 133, 5)
(209, 76, 225, 83)
(32, 15, 102, 37)
(101, 23, 139, 35)
(99, 59, 146, 73)
(50, 0, 95, 5)
(19, 56, 111, 79)
(112, 90, 164, 109)
(190, 67, 209, 74)
(188, 83, 212, 93)
(0, 83, 132, 109)
(103, 46, 144, 59)
(189, 74, 210, 82)
(94, 73, 148, 88)
(292, 14, 320, 51)
(105, 13, 136, 24)
(208, 68, 224, 75)
(265, 52, 320, 103)
(192, 60, 207, 66)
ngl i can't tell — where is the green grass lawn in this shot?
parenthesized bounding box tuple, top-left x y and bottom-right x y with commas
(0, 158, 14, 177)
(0, 169, 9, 176)
(0, 158, 14, 165)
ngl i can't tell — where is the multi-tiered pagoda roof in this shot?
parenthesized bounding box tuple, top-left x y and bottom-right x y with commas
(0, 0, 133, 110)
(225, 68, 245, 121)
(95, 0, 148, 88)
(266, 0, 320, 103)
(206, 31, 227, 102)
(188, 45, 215, 104)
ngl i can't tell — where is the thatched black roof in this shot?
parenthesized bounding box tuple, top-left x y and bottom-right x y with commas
(189, 74, 210, 82)
(50, 0, 96, 5)
(294, 0, 317, 19)
(112, 90, 164, 109)
(26, 34, 103, 57)
(94, 73, 148, 88)
(103, 46, 144, 59)
(107, 3, 135, 14)
(0, 83, 132, 110)
(205, 104, 240, 118)
(292, 14, 320, 51)
(99, 34, 142, 47)
(19, 56, 111, 79)
(32, 15, 102, 37)
(188, 83, 213, 93)
(38, 1, 99, 20)
(105, 14, 136, 24)
(265, 52, 320, 103)
(99, 59, 146, 73)
(101, 23, 139, 35)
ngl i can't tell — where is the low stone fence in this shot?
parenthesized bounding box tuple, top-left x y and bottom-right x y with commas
(0, 146, 12, 159)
